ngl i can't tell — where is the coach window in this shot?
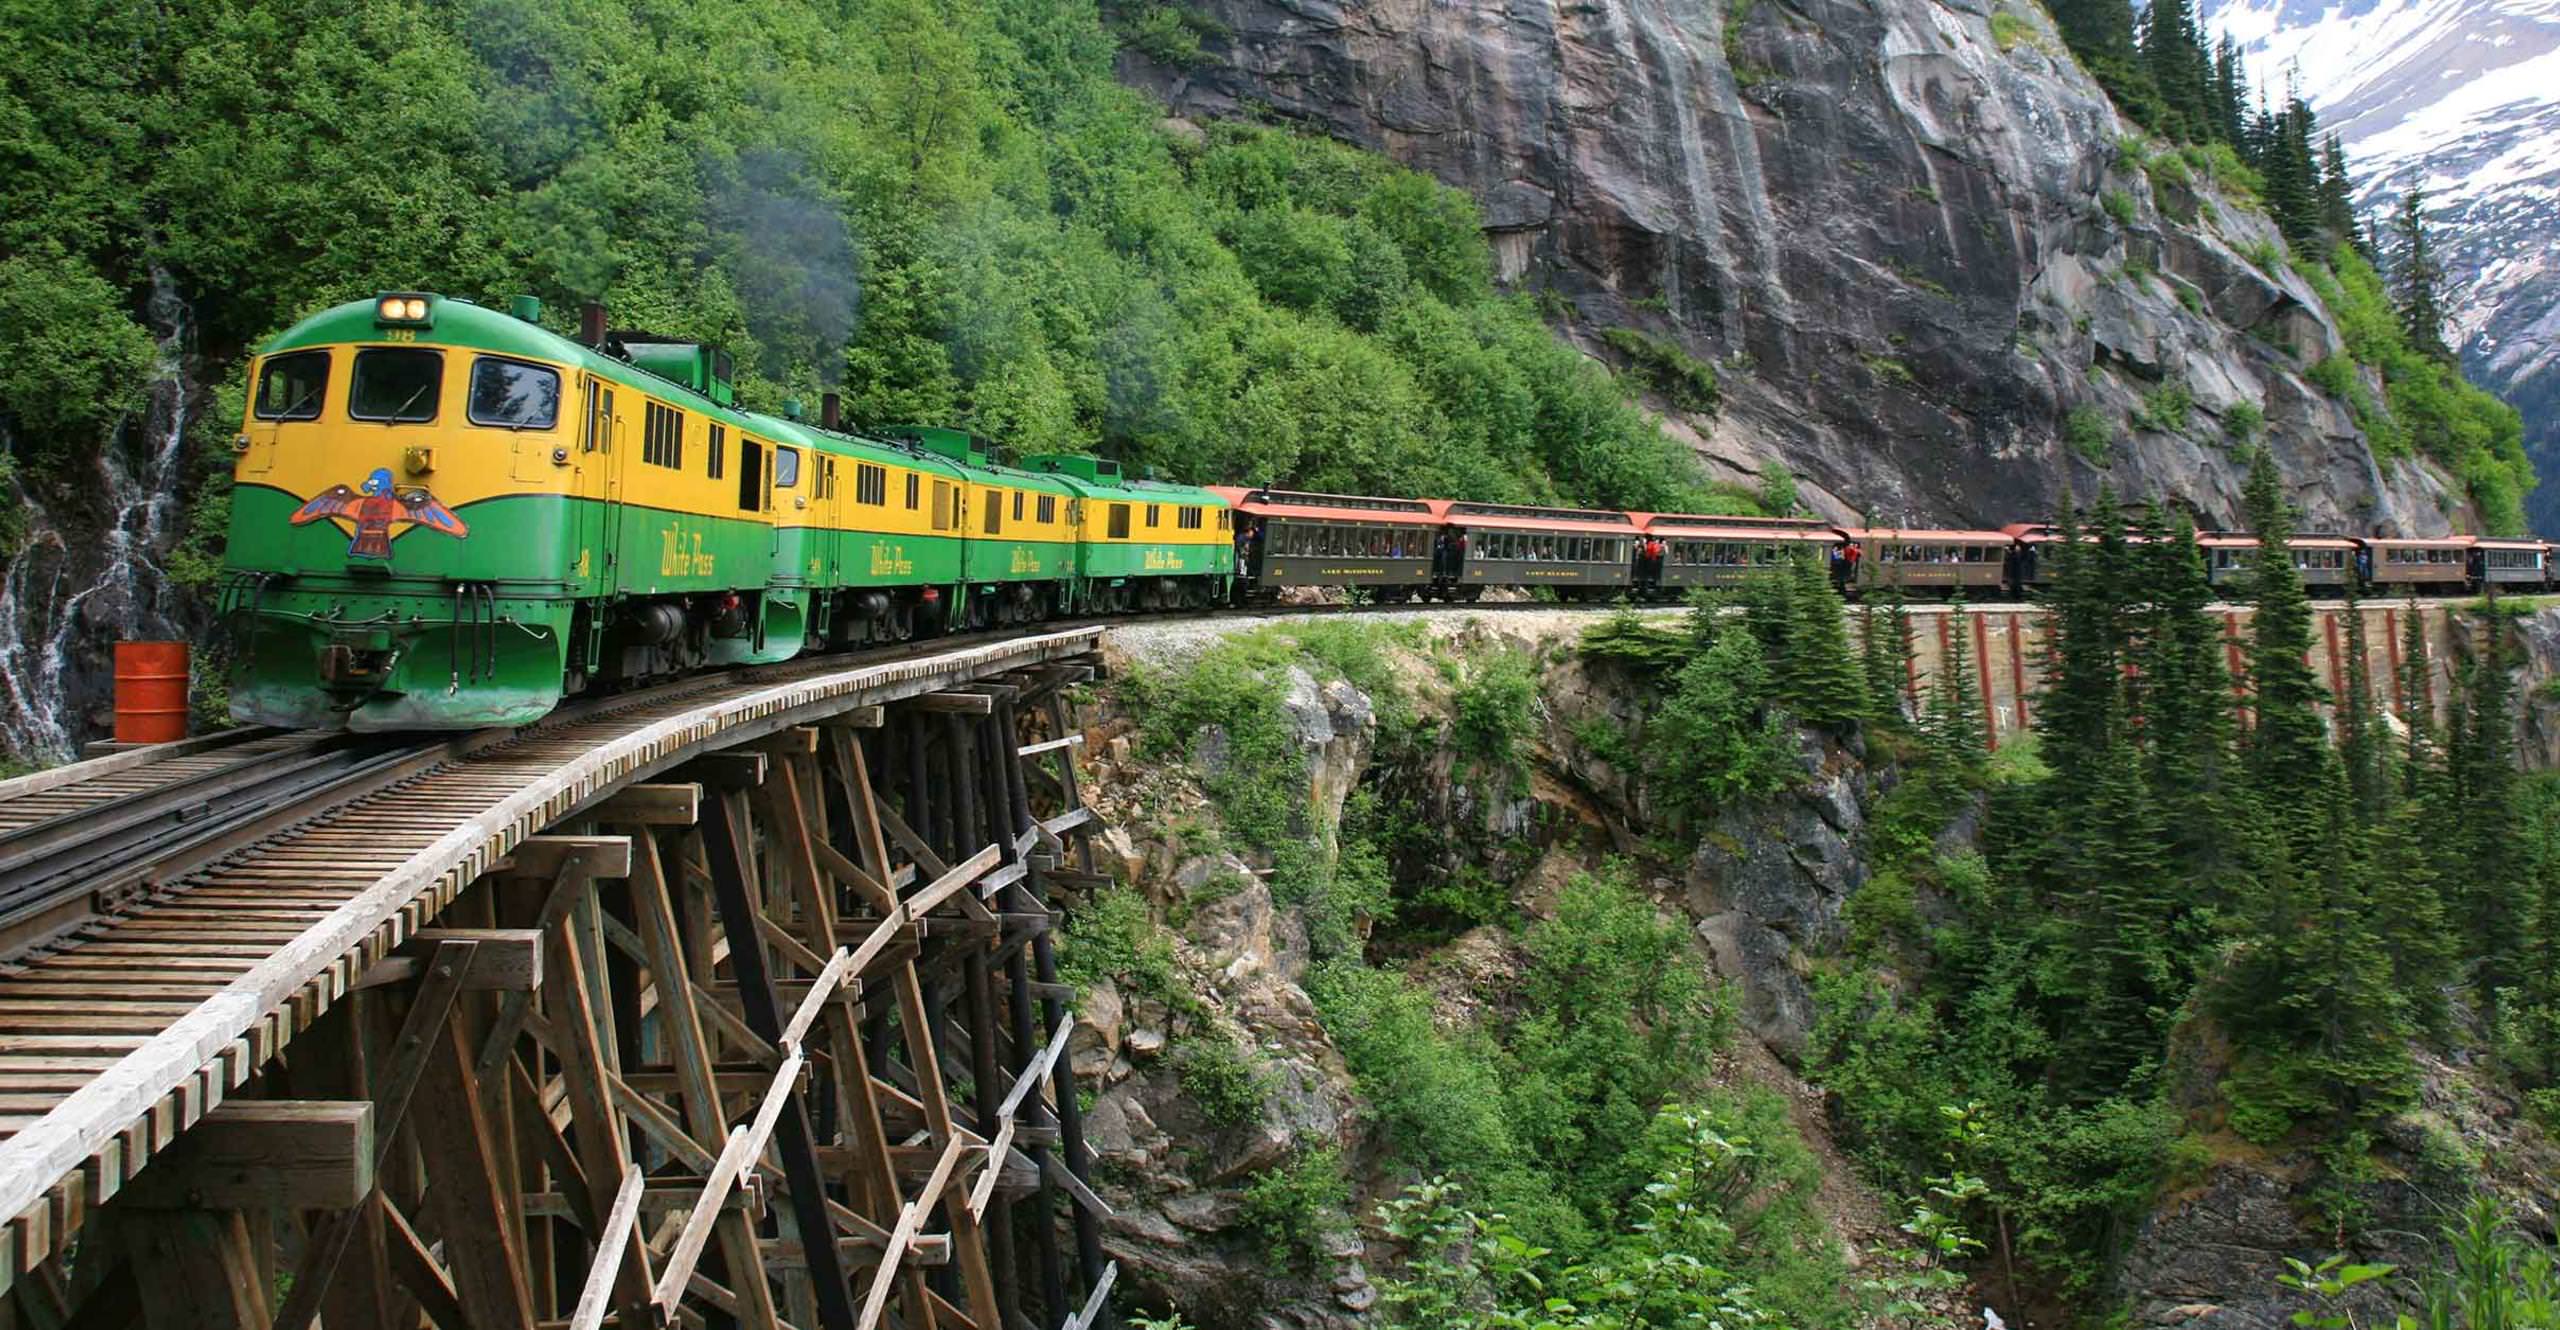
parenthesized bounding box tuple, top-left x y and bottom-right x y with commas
(254, 351, 329, 421)
(774, 446, 800, 490)
(640, 402, 683, 469)
(1037, 495, 1056, 523)
(984, 489, 1003, 535)
(1108, 503, 1131, 539)
(707, 424, 726, 480)
(348, 348, 443, 423)
(857, 463, 885, 505)
(905, 472, 921, 510)
(467, 356, 560, 430)
(1012, 490, 1025, 523)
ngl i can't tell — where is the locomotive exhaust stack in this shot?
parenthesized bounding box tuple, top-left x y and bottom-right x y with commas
(580, 300, 607, 347)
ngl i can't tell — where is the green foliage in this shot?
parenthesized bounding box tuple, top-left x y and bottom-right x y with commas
(1177, 1035, 1269, 1127)
(1111, 2, 1216, 65)
(1123, 623, 1420, 953)
(1058, 887, 1186, 1009)
(2221, 399, 2264, 446)
(2300, 245, 2533, 529)
(2102, 188, 2138, 227)
(1757, 459, 1800, 517)
(2064, 405, 2113, 463)
(1648, 613, 1800, 819)
(1990, 9, 2036, 51)
(2274, 1199, 2560, 1330)
(2136, 379, 2194, 434)
(1240, 1145, 1351, 1267)
(1314, 867, 1725, 1253)
(1599, 326, 1719, 414)
(1372, 1095, 1854, 1330)
(1451, 651, 1539, 775)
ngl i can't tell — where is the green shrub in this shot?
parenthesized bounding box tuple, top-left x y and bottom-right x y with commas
(1451, 652, 1539, 773)
(1117, 4, 1206, 64)
(1058, 888, 1187, 1011)
(1601, 326, 1719, 413)
(2064, 405, 2112, 464)
(1989, 9, 2034, 50)
(2102, 188, 2137, 227)
(1177, 1035, 1269, 1127)
(1865, 354, 1918, 387)
(1241, 1146, 1352, 1267)
(2222, 400, 2264, 445)
(2138, 379, 2193, 434)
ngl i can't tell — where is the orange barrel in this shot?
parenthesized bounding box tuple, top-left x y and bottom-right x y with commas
(113, 641, 190, 744)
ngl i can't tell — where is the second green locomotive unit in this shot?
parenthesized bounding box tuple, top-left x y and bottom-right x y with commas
(221, 293, 1232, 730)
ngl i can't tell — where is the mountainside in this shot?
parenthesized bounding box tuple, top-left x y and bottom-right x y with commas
(1118, 0, 2497, 533)
(2201, 0, 2560, 530)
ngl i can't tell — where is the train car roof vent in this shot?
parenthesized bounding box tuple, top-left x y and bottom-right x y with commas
(617, 336, 736, 407)
(1022, 453, 1120, 482)
(882, 425, 984, 465)
(509, 295, 544, 325)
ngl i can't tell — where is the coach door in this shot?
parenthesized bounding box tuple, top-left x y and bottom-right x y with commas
(576, 374, 621, 596)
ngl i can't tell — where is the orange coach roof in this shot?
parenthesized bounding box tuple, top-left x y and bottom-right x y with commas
(1632, 513, 1842, 541)
(2359, 535, 2475, 547)
(2197, 531, 2357, 549)
(1842, 528, 2015, 543)
(1207, 486, 1444, 526)
(1440, 501, 1639, 535)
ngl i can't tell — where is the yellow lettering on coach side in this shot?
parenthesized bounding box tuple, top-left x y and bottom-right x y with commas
(1010, 547, 1041, 575)
(869, 543, 914, 577)
(1142, 549, 1182, 571)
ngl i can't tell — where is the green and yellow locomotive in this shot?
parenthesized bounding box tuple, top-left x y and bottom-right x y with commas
(220, 293, 1232, 730)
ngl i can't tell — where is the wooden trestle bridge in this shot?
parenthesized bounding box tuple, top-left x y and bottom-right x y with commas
(0, 627, 1120, 1330)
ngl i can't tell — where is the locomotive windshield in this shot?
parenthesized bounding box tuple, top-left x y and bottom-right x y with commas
(253, 351, 328, 421)
(348, 348, 443, 423)
(466, 357, 560, 430)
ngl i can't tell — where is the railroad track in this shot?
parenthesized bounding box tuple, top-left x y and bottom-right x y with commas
(0, 625, 1109, 1290)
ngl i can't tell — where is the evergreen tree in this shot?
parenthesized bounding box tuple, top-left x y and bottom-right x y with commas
(2316, 135, 2359, 247)
(2136, 511, 2238, 902)
(2336, 581, 2388, 817)
(2210, 36, 2249, 144)
(1772, 553, 1867, 725)
(1927, 593, 1988, 767)
(2213, 766, 2414, 1135)
(2052, 732, 2179, 1095)
(2451, 624, 2528, 999)
(2238, 448, 2330, 819)
(2140, 0, 2211, 137)
(2050, 0, 2163, 126)
(2035, 498, 2134, 802)
(2511, 793, 2560, 1082)
(1860, 587, 1913, 730)
(2388, 188, 2455, 363)
(2397, 599, 2439, 801)
(2261, 93, 2325, 247)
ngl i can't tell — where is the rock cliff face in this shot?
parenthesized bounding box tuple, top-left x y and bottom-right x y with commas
(1123, 0, 2474, 533)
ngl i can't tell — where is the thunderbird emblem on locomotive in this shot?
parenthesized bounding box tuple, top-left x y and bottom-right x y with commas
(289, 467, 468, 560)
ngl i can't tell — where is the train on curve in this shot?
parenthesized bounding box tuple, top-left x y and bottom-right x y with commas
(218, 291, 2552, 731)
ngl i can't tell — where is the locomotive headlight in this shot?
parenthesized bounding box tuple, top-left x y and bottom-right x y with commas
(373, 292, 435, 327)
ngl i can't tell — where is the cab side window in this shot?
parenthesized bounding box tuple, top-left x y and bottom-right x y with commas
(254, 351, 329, 421)
(467, 357, 560, 430)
